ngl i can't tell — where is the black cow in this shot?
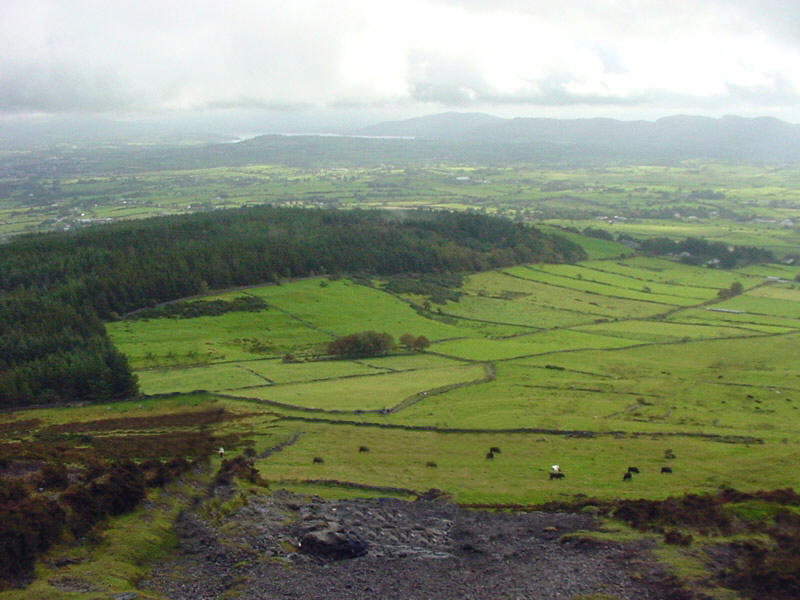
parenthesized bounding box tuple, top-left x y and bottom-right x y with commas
(426, 461, 438, 468)
(486, 452, 494, 460)
(549, 472, 565, 480)
(661, 466, 673, 474)
(358, 446, 369, 453)
(313, 457, 324, 464)
(623, 471, 632, 481)
(627, 466, 640, 474)
(489, 446, 501, 454)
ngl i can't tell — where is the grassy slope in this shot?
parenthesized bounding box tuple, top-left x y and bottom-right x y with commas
(96, 253, 800, 507)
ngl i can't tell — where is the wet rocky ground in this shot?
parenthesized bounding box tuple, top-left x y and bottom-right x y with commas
(142, 490, 691, 600)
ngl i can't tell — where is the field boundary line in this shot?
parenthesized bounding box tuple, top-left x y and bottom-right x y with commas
(258, 432, 303, 459)
(275, 478, 419, 497)
(271, 415, 764, 444)
(522, 265, 710, 302)
(249, 294, 337, 338)
(503, 268, 681, 307)
(378, 281, 544, 331)
(237, 365, 275, 384)
(387, 362, 496, 413)
(577, 262, 748, 291)
(414, 303, 544, 331)
(216, 367, 398, 393)
(489, 328, 799, 364)
(516, 383, 659, 397)
(651, 280, 772, 320)
(215, 363, 491, 415)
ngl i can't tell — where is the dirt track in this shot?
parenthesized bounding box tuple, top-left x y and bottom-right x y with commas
(143, 490, 689, 600)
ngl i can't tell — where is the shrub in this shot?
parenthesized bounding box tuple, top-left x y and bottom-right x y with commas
(95, 461, 146, 516)
(39, 462, 69, 490)
(399, 333, 417, 349)
(328, 331, 394, 358)
(412, 335, 431, 351)
(0, 495, 64, 584)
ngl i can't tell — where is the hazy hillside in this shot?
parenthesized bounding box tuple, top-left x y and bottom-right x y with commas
(358, 112, 800, 162)
(4, 113, 800, 178)
(357, 112, 505, 139)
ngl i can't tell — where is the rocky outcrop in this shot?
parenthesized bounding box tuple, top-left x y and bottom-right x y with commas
(142, 491, 687, 600)
(294, 519, 367, 559)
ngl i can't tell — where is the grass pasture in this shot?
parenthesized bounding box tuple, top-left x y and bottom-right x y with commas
(668, 307, 800, 332)
(255, 421, 800, 505)
(97, 258, 800, 504)
(583, 257, 756, 290)
(529, 263, 716, 301)
(573, 319, 761, 343)
(96, 259, 800, 508)
(224, 363, 488, 412)
(510, 265, 704, 305)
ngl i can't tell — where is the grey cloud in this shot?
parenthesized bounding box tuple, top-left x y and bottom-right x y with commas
(724, 73, 800, 105)
(407, 52, 492, 104)
(0, 64, 141, 113)
(406, 49, 640, 107)
(405, 45, 800, 111)
(2, 0, 800, 120)
(205, 98, 316, 112)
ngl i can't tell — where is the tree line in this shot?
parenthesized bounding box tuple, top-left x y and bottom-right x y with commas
(0, 206, 585, 408)
(639, 236, 774, 267)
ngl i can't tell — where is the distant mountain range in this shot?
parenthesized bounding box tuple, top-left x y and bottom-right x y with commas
(356, 112, 800, 162)
(3, 112, 800, 170)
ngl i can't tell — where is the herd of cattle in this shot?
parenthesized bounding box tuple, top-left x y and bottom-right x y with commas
(306, 445, 676, 481)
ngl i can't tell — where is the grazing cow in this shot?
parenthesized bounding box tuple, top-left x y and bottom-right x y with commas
(426, 461, 438, 468)
(623, 471, 633, 481)
(549, 472, 565, 480)
(218, 447, 225, 458)
(358, 446, 369, 453)
(486, 452, 494, 460)
(490, 446, 501, 454)
(313, 457, 324, 464)
(551, 464, 560, 473)
(661, 466, 672, 474)
(627, 466, 640, 474)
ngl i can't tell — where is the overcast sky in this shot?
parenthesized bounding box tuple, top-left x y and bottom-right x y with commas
(3, 0, 800, 126)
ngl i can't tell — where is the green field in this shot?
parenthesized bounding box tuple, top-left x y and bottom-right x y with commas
(87, 254, 800, 507)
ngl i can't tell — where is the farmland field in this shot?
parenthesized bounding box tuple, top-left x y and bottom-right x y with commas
(90, 251, 800, 508)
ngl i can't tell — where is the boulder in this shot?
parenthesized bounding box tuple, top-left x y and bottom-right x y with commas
(296, 519, 367, 559)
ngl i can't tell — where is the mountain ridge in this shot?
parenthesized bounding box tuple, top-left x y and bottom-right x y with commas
(355, 112, 800, 161)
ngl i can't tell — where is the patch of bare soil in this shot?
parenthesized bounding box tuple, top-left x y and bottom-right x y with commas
(142, 491, 690, 600)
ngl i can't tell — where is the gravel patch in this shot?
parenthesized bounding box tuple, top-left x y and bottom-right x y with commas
(142, 490, 686, 600)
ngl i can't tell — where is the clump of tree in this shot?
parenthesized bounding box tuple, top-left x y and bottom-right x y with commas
(126, 296, 267, 321)
(640, 236, 774, 268)
(399, 333, 431, 351)
(327, 331, 394, 358)
(718, 281, 745, 298)
(581, 227, 615, 241)
(384, 273, 463, 305)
